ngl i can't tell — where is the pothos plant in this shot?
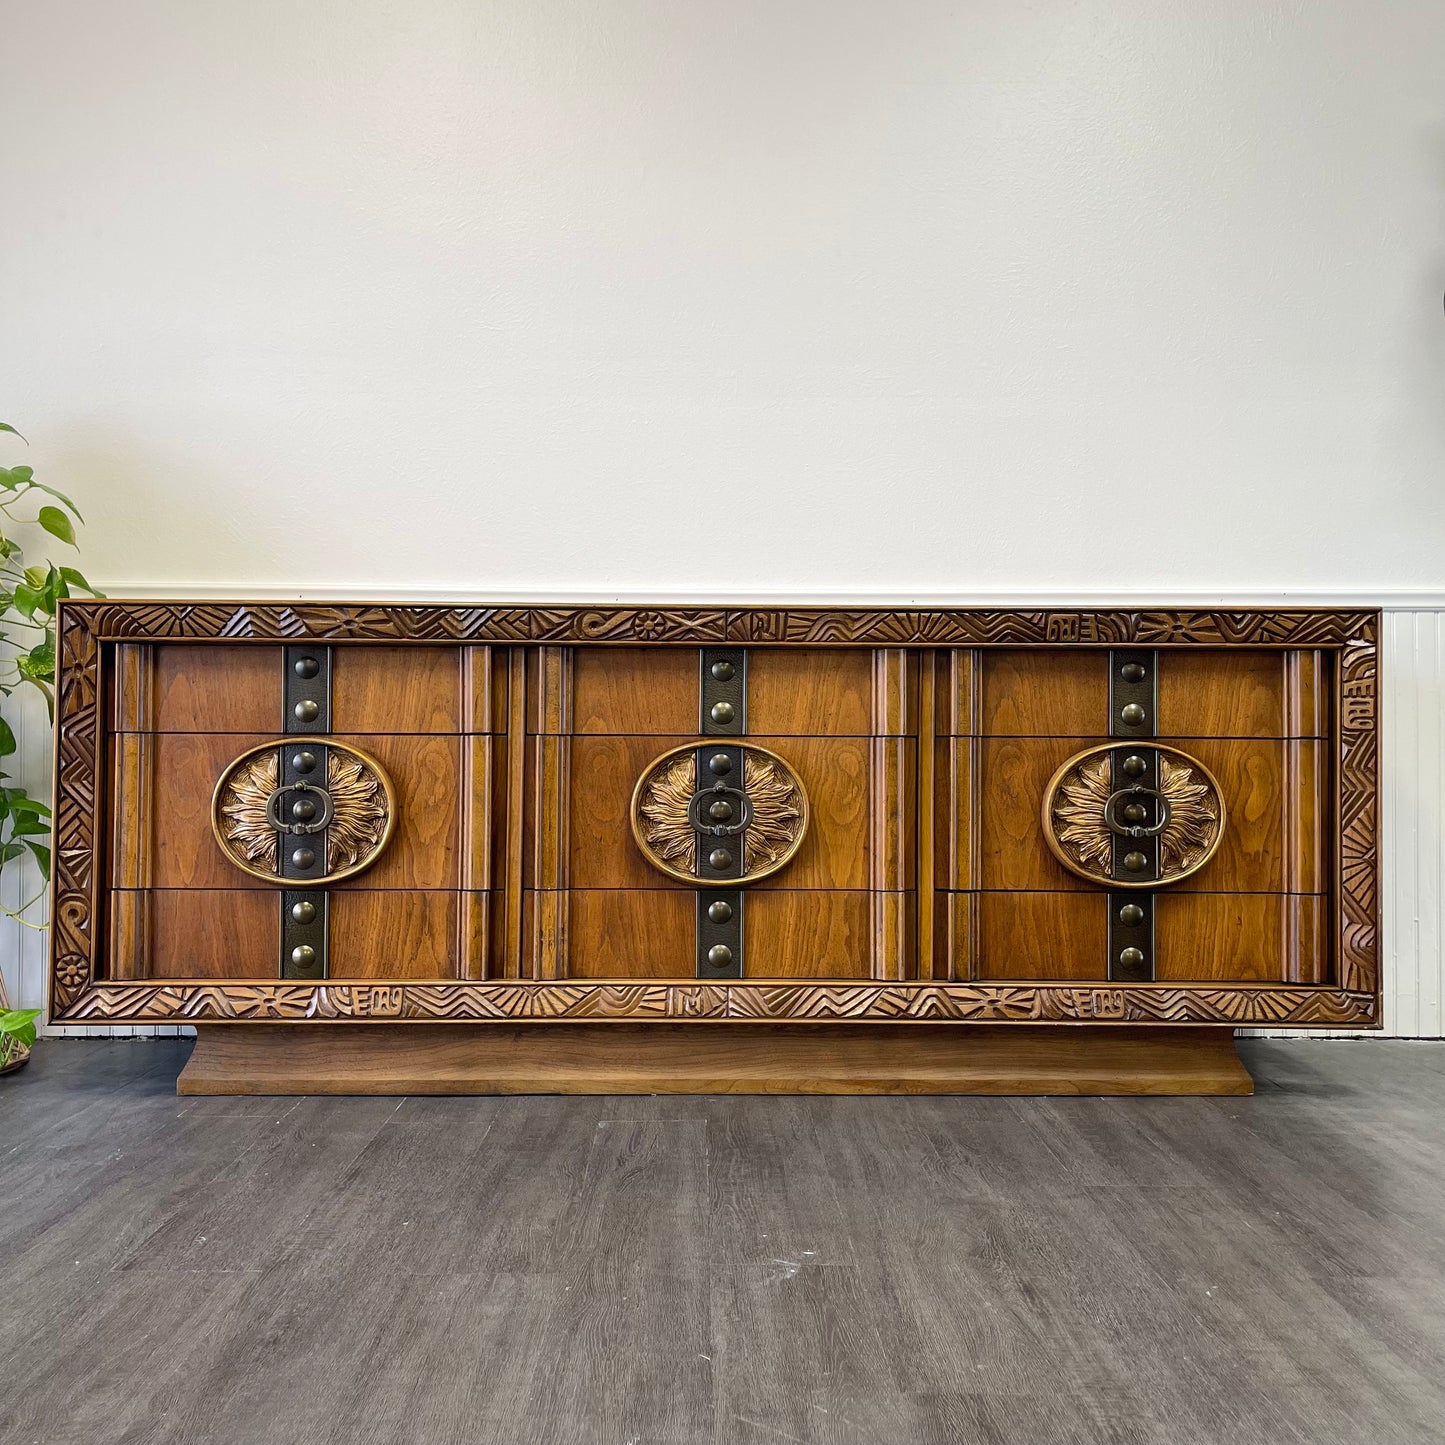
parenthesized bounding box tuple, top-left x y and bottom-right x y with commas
(0, 421, 102, 1064)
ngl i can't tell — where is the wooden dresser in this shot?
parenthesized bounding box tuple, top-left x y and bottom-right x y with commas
(49, 601, 1380, 1095)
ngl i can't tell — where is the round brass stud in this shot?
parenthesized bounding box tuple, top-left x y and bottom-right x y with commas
(709, 799, 734, 822)
(1118, 946, 1145, 969)
(291, 900, 318, 924)
(291, 944, 317, 968)
(710, 660, 735, 681)
(708, 847, 733, 870)
(1121, 755, 1147, 778)
(708, 753, 732, 776)
(707, 944, 733, 968)
(1120, 702, 1146, 726)
(294, 699, 320, 724)
(1120, 661, 1147, 683)
(291, 797, 318, 822)
(291, 847, 316, 869)
(707, 899, 733, 924)
(1122, 802, 1146, 824)
(293, 656, 321, 679)
(291, 750, 317, 774)
(1118, 903, 1144, 926)
(710, 701, 735, 725)
(1122, 850, 1148, 873)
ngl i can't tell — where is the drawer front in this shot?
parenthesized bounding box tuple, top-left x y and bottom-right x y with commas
(521, 647, 917, 982)
(932, 645, 1331, 986)
(106, 643, 506, 982)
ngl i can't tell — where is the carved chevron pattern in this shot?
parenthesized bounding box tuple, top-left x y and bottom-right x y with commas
(59, 980, 1378, 1027)
(63, 600, 1376, 649)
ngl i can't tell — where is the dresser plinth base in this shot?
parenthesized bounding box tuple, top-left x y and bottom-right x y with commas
(176, 1023, 1254, 1097)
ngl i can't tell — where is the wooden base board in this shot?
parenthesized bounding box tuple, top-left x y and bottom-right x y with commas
(176, 1024, 1254, 1096)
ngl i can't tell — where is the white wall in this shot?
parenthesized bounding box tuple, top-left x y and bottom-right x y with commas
(3, 2, 1444, 1031)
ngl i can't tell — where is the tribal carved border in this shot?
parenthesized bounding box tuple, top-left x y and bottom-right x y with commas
(60, 981, 1377, 1027)
(63, 599, 1374, 648)
(48, 601, 1381, 1025)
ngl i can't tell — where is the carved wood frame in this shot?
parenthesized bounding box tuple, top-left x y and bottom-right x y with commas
(49, 601, 1381, 1028)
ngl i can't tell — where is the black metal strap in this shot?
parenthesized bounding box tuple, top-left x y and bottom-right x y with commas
(281, 891, 328, 979)
(279, 647, 332, 975)
(696, 649, 747, 977)
(1108, 892, 1154, 983)
(1106, 650, 1159, 980)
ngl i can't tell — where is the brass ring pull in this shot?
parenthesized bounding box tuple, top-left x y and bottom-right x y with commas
(687, 782, 754, 838)
(264, 779, 335, 837)
(1102, 787, 1171, 839)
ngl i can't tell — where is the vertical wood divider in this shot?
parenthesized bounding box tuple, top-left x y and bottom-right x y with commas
(529, 647, 572, 980)
(501, 648, 528, 979)
(869, 650, 911, 980)
(460, 646, 505, 979)
(916, 650, 937, 981)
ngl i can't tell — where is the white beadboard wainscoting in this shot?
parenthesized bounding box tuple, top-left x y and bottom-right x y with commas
(4, 600, 1438, 1042)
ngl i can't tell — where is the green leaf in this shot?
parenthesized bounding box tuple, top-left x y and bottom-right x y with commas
(0, 841, 26, 864)
(0, 716, 14, 759)
(24, 840, 50, 879)
(38, 506, 76, 546)
(8, 466, 33, 482)
(59, 566, 94, 594)
(25, 481, 83, 521)
(21, 674, 55, 721)
(23, 565, 46, 590)
(0, 1009, 41, 1046)
(12, 582, 40, 619)
(0, 424, 27, 442)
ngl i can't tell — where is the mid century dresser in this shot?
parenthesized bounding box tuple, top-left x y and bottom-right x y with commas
(48, 601, 1380, 1094)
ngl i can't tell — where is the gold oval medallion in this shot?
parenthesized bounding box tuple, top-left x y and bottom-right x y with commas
(630, 741, 809, 886)
(211, 738, 397, 886)
(1041, 742, 1226, 889)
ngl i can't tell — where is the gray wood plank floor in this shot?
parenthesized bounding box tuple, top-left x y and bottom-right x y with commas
(3, 1039, 1445, 1445)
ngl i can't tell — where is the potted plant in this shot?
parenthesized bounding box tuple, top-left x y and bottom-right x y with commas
(0, 421, 100, 1072)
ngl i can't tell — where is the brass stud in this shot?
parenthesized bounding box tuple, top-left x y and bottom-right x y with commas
(710, 660, 735, 682)
(293, 656, 321, 679)
(291, 847, 316, 869)
(709, 799, 734, 822)
(708, 753, 732, 776)
(708, 847, 733, 870)
(1121, 755, 1147, 778)
(291, 944, 316, 968)
(294, 699, 320, 723)
(707, 899, 732, 924)
(1118, 903, 1144, 926)
(1122, 802, 1146, 824)
(1120, 661, 1147, 683)
(1118, 946, 1145, 969)
(291, 797, 317, 822)
(290, 900, 317, 924)
(1122, 850, 1148, 873)
(707, 944, 733, 968)
(710, 701, 735, 725)
(291, 750, 317, 774)
(1120, 702, 1146, 726)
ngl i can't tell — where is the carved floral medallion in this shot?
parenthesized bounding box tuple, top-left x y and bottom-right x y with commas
(211, 738, 396, 886)
(1043, 743, 1225, 888)
(630, 743, 809, 886)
